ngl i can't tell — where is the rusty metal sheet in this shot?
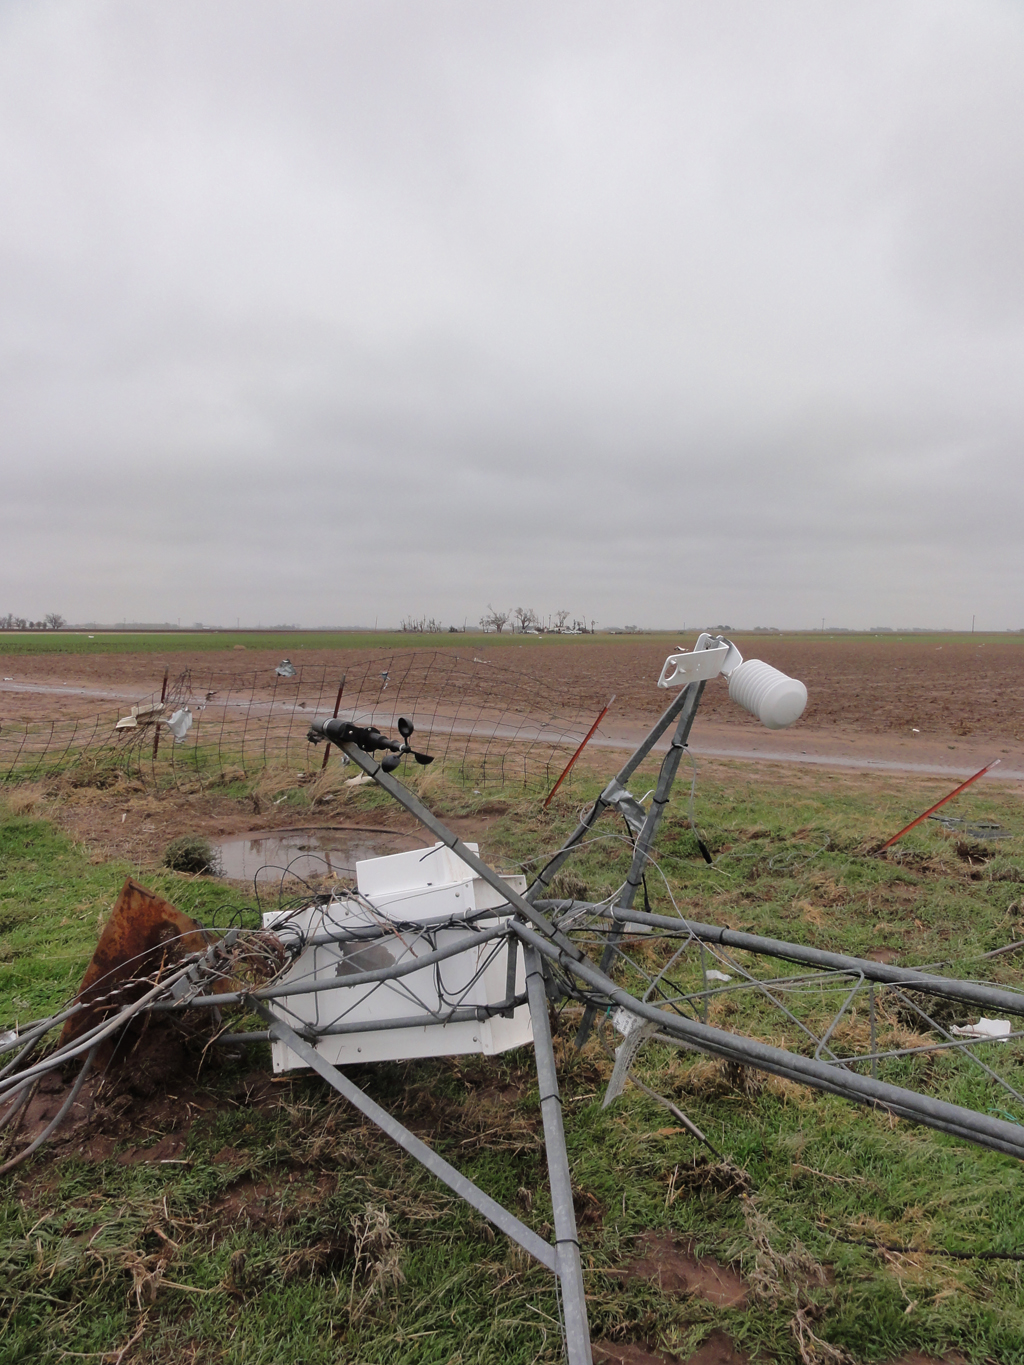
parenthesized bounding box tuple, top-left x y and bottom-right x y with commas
(60, 878, 210, 1046)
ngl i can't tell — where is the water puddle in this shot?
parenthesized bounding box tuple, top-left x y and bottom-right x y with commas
(216, 826, 423, 882)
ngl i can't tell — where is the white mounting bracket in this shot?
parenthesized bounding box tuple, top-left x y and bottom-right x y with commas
(656, 635, 744, 689)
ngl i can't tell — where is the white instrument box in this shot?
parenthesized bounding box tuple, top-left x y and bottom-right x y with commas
(263, 842, 532, 1072)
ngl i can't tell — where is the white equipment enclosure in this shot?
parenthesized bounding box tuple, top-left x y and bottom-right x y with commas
(264, 842, 531, 1072)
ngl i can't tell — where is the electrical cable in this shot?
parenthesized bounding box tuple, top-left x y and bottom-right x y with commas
(0, 1045, 97, 1176)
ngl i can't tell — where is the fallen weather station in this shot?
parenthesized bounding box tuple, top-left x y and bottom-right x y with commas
(2, 634, 1023, 1364)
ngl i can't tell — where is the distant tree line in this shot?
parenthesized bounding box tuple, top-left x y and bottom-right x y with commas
(479, 606, 592, 634)
(397, 608, 595, 635)
(0, 613, 66, 630)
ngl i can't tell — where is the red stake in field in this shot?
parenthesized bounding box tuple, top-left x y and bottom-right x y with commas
(543, 696, 614, 808)
(877, 758, 1001, 852)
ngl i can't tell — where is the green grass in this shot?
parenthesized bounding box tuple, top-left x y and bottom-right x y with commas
(1, 761, 1024, 1363)
(0, 816, 259, 1022)
(0, 629, 651, 657)
(3, 628, 1016, 658)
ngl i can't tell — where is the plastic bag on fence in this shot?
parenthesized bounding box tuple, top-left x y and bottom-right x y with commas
(165, 708, 193, 742)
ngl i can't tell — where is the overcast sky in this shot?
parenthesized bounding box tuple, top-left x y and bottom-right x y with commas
(1, 1, 1022, 632)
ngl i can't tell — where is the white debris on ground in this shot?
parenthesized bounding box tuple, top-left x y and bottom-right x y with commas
(950, 1017, 1012, 1041)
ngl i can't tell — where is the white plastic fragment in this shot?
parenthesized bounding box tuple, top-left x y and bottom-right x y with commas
(115, 701, 165, 730)
(165, 707, 193, 741)
(950, 1017, 1012, 1042)
(612, 1006, 645, 1037)
(705, 969, 732, 982)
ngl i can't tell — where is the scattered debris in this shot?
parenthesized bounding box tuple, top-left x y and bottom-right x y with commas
(547, 867, 590, 902)
(165, 707, 193, 741)
(594, 1338, 750, 1365)
(348, 1202, 405, 1321)
(668, 1158, 753, 1200)
(930, 814, 1010, 839)
(949, 1017, 1011, 1042)
(114, 701, 165, 730)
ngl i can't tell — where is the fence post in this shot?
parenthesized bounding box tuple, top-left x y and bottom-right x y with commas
(152, 668, 169, 763)
(320, 680, 346, 770)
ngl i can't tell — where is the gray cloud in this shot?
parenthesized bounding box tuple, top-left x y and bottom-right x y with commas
(1, 0, 1023, 631)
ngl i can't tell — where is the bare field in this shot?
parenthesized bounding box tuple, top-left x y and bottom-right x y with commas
(2, 632, 1024, 778)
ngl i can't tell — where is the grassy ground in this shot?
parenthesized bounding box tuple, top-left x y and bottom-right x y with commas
(0, 630, 625, 657)
(2, 628, 1014, 659)
(1, 757, 1023, 1364)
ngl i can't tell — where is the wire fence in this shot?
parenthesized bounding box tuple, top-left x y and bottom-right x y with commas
(0, 651, 606, 792)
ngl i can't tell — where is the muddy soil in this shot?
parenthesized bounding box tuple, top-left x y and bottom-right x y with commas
(593, 1334, 748, 1365)
(608, 1231, 749, 1307)
(2, 634, 1022, 738)
(29, 785, 510, 875)
(4, 635, 1024, 777)
(10, 1018, 268, 1165)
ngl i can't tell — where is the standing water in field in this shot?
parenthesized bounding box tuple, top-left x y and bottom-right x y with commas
(215, 827, 422, 882)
